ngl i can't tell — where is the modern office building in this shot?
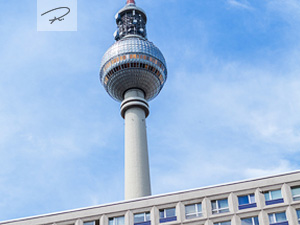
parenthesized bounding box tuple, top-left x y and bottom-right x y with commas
(1, 171, 299, 225)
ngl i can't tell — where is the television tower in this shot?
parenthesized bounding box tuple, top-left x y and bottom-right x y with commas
(99, 0, 167, 199)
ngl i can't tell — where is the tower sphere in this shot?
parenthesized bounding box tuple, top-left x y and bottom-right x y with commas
(99, 1, 167, 102)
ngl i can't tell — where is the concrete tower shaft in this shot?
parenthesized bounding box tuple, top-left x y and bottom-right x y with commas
(121, 89, 151, 199)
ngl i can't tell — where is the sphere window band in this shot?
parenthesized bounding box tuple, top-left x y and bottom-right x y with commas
(104, 62, 164, 85)
(103, 54, 166, 73)
(102, 53, 166, 85)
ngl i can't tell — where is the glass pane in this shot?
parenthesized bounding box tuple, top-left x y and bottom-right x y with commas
(268, 214, 275, 224)
(115, 217, 124, 225)
(275, 212, 286, 222)
(264, 192, 270, 201)
(159, 210, 164, 219)
(241, 218, 252, 225)
(253, 217, 259, 225)
(196, 203, 202, 213)
(249, 194, 255, 203)
(292, 187, 300, 197)
(145, 212, 150, 221)
(84, 222, 95, 225)
(109, 219, 114, 225)
(238, 196, 249, 205)
(271, 190, 282, 200)
(165, 208, 175, 217)
(218, 199, 228, 209)
(221, 221, 231, 225)
(134, 213, 145, 223)
(211, 201, 217, 210)
(185, 205, 195, 214)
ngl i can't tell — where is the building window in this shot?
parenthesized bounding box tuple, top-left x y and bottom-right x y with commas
(109, 216, 125, 225)
(211, 198, 229, 214)
(84, 222, 99, 225)
(296, 209, 300, 224)
(264, 189, 284, 205)
(241, 217, 259, 225)
(291, 186, 300, 201)
(268, 212, 288, 225)
(238, 194, 257, 210)
(185, 203, 202, 219)
(214, 221, 231, 225)
(159, 208, 176, 223)
(134, 212, 150, 225)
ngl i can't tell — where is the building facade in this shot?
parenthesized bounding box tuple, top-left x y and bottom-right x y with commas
(1, 171, 299, 225)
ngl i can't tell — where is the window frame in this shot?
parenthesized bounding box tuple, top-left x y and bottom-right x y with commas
(109, 216, 125, 225)
(185, 203, 202, 219)
(238, 194, 257, 210)
(291, 186, 300, 201)
(214, 221, 231, 225)
(264, 189, 284, 205)
(211, 198, 229, 214)
(84, 222, 99, 225)
(134, 212, 150, 225)
(296, 209, 300, 224)
(159, 207, 177, 223)
(268, 212, 288, 225)
(241, 216, 259, 225)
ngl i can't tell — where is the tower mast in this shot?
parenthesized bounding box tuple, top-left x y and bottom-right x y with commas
(100, 0, 167, 199)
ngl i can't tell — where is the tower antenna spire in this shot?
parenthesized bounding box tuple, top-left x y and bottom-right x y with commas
(127, 0, 135, 4)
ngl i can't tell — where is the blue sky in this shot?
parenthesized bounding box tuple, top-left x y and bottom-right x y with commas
(1, 0, 300, 221)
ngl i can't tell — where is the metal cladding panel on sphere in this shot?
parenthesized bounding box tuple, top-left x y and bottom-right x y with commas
(100, 37, 167, 102)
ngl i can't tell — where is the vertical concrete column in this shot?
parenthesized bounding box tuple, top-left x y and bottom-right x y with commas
(151, 206, 159, 225)
(100, 214, 109, 225)
(231, 215, 240, 225)
(206, 220, 214, 225)
(228, 193, 237, 213)
(125, 210, 133, 225)
(286, 206, 298, 225)
(176, 202, 184, 222)
(282, 183, 292, 204)
(202, 197, 209, 218)
(75, 219, 83, 225)
(256, 188, 265, 209)
(121, 89, 151, 199)
(259, 210, 269, 225)
(205, 198, 212, 217)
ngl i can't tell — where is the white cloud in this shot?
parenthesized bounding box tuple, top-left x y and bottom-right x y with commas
(244, 160, 295, 178)
(267, 0, 300, 24)
(227, 0, 253, 10)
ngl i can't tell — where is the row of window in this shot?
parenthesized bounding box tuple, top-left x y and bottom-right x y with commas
(85, 209, 300, 225)
(65, 186, 300, 225)
(238, 186, 300, 210)
(103, 61, 164, 85)
(214, 211, 295, 225)
(103, 54, 166, 73)
(215, 216, 259, 225)
(175, 186, 299, 219)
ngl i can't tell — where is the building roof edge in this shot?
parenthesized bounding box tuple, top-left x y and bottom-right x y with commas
(1, 170, 300, 224)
